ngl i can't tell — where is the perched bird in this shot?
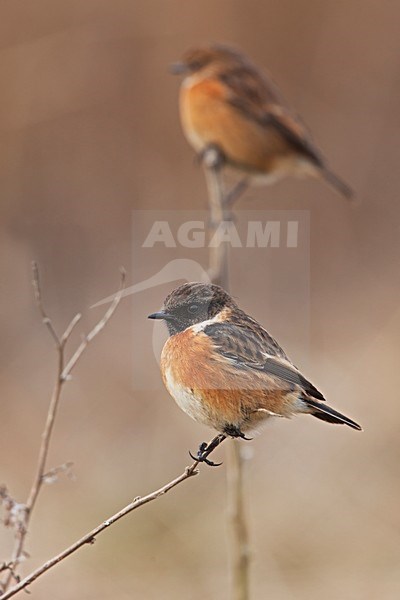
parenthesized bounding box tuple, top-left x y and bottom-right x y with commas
(172, 43, 353, 201)
(149, 283, 361, 464)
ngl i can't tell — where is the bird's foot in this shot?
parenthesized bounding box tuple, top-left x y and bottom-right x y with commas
(198, 145, 225, 170)
(189, 434, 226, 467)
(189, 442, 222, 467)
(223, 424, 252, 441)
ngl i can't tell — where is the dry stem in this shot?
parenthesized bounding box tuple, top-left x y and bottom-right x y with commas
(203, 148, 250, 600)
(0, 437, 225, 599)
(227, 442, 250, 600)
(0, 264, 126, 594)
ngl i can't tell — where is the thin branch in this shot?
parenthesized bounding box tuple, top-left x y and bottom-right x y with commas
(31, 261, 60, 347)
(61, 268, 126, 380)
(60, 313, 82, 346)
(0, 437, 225, 600)
(1, 266, 126, 594)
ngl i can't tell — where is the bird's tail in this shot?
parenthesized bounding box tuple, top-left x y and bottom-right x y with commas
(321, 167, 354, 201)
(305, 398, 362, 431)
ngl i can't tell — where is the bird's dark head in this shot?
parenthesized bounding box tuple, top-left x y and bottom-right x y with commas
(148, 282, 237, 336)
(170, 44, 244, 76)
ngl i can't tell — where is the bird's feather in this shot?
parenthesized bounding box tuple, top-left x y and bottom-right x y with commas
(203, 320, 325, 401)
(304, 398, 362, 430)
(220, 66, 324, 166)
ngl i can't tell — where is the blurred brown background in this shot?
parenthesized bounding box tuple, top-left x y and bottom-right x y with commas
(1, 1, 399, 598)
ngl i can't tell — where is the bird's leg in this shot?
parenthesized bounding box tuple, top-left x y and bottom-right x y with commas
(189, 433, 226, 467)
(223, 424, 253, 441)
(223, 177, 249, 210)
(200, 147, 248, 217)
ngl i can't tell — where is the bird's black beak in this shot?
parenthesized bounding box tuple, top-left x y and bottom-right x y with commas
(148, 311, 166, 320)
(170, 61, 188, 75)
(148, 310, 176, 322)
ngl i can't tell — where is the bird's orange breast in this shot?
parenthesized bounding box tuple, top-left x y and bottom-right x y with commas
(160, 327, 297, 432)
(161, 328, 251, 428)
(161, 327, 229, 396)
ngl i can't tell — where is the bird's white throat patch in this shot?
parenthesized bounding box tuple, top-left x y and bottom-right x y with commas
(190, 308, 230, 333)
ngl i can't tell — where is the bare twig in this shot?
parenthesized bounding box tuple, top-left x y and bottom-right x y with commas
(31, 262, 60, 347)
(0, 265, 126, 594)
(0, 437, 225, 600)
(61, 268, 126, 380)
(203, 148, 251, 600)
(61, 313, 82, 346)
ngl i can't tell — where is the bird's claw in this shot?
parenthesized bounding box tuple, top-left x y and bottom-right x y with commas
(189, 450, 222, 467)
(223, 425, 252, 440)
(189, 441, 223, 467)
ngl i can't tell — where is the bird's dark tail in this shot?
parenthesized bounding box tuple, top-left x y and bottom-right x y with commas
(321, 167, 354, 201)
(305, 398, 362, 431)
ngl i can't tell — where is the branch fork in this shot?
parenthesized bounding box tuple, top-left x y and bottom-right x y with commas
(0, 264, 126, 596)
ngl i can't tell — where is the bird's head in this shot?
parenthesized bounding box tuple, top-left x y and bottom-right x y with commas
(148, 282, 236, 336)
(170, 43, 244, 76)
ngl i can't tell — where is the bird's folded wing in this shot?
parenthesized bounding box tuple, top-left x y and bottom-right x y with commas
(263, 105, 324, 165)
(203, 321, 325, 401)
(221, 67, 324, 165)
(262, 356, 325, 401)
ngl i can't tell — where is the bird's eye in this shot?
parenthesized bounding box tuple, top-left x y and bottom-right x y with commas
(189, 60, 202, 71)
(188, 304, 200, 315)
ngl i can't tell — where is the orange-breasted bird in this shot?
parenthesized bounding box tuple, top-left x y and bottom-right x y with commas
(149, 283, 361, 465)
(172, 43, 353, 201)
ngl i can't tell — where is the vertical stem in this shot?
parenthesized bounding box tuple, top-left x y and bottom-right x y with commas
(227, 441, 250, 600)
(204, 161, 230, 288)
(203, 149, 250, 600)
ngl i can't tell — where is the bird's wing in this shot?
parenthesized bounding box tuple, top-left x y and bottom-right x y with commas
(220, 67, 324, 165)
(263, 105, 324, 166)
(203, 321, 325, 401)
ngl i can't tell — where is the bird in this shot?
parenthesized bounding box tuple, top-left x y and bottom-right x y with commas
(172, 43, 353, 202)
(148, 282, 361, 465)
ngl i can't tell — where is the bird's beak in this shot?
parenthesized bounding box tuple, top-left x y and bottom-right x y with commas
(170, 61, 188, 75)
(148, 310, 174, 321)
(148, 311, 166, 320)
